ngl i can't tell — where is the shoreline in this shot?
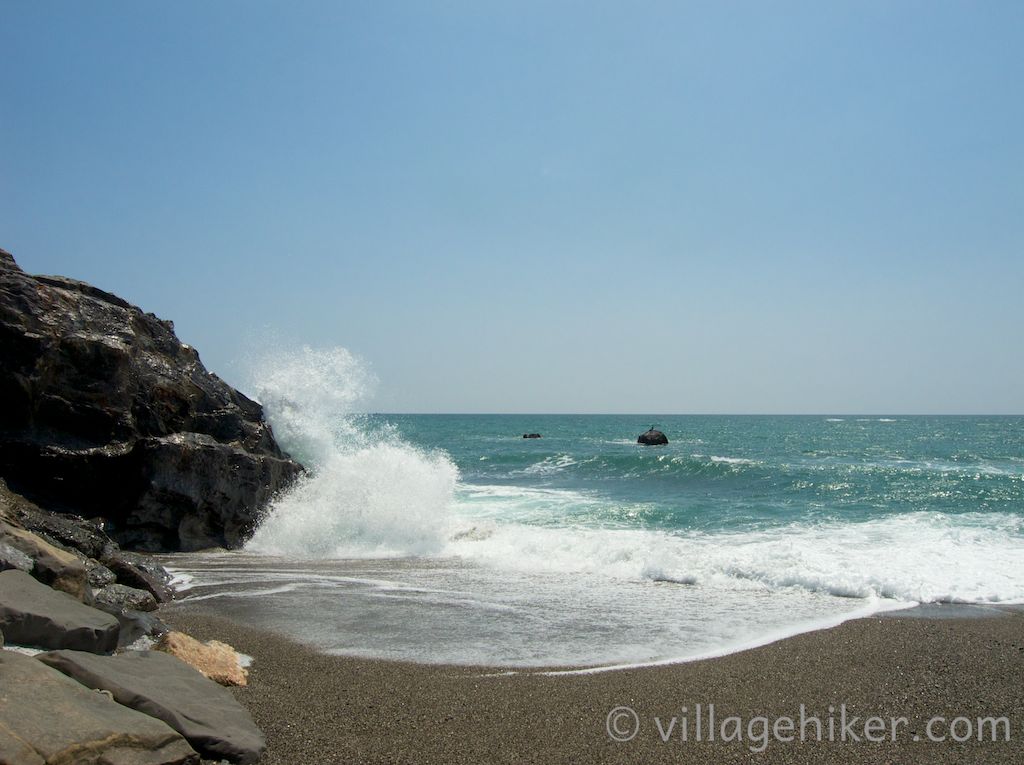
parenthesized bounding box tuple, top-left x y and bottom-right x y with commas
(163, 603, 1024, 764)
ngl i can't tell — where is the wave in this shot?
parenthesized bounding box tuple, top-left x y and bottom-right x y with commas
(446, 511, 1024, 605)
(244, 346, 459, 557)
(243, 347, 1024, 607)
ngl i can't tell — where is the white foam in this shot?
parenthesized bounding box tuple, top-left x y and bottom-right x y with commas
(540, 598, 913, 675)
(706, 455, 758, 466)
(445, 511, 1024, 605)
(244, 346, 459, 558)
(514, 454, 579, 475)
(165, 569, 195, 592)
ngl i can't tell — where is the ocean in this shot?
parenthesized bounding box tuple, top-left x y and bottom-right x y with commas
(167, 353, 1024, 669)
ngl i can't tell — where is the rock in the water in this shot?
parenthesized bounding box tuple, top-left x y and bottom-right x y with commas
(39, 649, 265, 763)
(0, 248, 303, 551)
(637, 428, 669, 445)
(93, 582, 159, 612)
(0, 650, 197, 765)
(0, 569, 119, 652)
(522, 433, 542, 438)
(156, 630, 249, 687)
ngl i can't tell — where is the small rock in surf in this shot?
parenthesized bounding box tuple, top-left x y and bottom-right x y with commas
(637, 428, 668, 445)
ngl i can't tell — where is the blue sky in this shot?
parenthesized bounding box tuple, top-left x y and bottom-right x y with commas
(2, 1, 1021, 413)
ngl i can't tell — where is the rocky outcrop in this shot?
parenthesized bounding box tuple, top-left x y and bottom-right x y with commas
(0, 247, 303, 551)
(637, 427, 669, 445)
(0, 516, 89, 598)
(39, 649, 265, 763)
(0, 569, 120, 652)
(0, 650, 198, 764)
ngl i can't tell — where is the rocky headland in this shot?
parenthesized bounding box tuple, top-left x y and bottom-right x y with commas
(0, 247, 302, 764)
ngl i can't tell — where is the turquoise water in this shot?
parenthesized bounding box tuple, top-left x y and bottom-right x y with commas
(171, 407, 1024, 667)
(386, 414, 1024, 532)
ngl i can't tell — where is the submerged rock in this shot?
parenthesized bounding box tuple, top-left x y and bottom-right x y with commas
(39, 649, 264, 763)
(0, 247, 303, 551)
(637, 427, 669, 445)
(0, 650, 198, 765)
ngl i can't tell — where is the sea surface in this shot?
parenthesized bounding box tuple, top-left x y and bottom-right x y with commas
(166, 352, 1024, 668)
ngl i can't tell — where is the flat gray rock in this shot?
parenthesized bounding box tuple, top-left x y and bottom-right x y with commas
(0, 568, 119, 652)
(0, 650, 197, 764)
(38, 648, 265, 764)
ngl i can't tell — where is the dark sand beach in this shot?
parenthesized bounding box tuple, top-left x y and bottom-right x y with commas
(166, 606, 1023, 764)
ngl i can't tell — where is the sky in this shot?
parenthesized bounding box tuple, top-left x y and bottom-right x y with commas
(2, 1, 1022, 414)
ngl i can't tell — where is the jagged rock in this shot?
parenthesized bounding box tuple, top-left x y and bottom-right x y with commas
(93, 582, 158, 612)
(15, 503, 116, 560)
(637, 427, 669, 445)
(156, 631, 249, 687)
(104, 550, 174, 603)
(0, 569, 119, 652)
(0, 539, 33, 573)
(111, 609, 170, 648)
(0, 516, 89, 599)
(0, 650, 197, 764)
(39, 649, 265, 763)
(0, 247, 303, 551)
(522, 433, 542, 438)
(88, 587, 170, 648)
(86, 558, 117, 588)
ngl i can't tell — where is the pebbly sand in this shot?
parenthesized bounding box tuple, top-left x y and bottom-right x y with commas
(164, 604, 1024, 764)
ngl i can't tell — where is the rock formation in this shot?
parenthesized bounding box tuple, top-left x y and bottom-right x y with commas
(0, 247, 303, 551)
(637, 427, 669, 445)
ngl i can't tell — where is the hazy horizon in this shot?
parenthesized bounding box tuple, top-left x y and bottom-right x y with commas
(3, 2, 1022, 414)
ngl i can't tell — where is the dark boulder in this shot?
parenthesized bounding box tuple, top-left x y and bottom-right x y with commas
(0, 247, 303, 551)
(94, 582, 159, 613)
(104, 550, 174, 603)
(522, 433, 542, 439)
(637, 427, 669, 446)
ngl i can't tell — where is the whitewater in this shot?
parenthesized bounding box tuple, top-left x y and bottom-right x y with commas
(166, 347, 1024, 668)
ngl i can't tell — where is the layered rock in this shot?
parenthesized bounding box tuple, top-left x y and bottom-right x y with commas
(0, 650, 198, 764)
(0, 569, 120, 652)
(39, 649, 265, 763)
(0, 247, 303, 550)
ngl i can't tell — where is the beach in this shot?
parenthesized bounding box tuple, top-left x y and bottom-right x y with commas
(166, 605, 1023, 764)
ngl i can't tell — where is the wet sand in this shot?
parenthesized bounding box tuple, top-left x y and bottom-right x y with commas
(165, 604, 1024, 764)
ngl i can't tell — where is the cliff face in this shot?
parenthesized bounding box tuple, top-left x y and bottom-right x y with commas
(0, 247, 303, 551)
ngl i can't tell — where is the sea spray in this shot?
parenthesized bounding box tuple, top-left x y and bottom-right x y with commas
(244, 346, 459, 557)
